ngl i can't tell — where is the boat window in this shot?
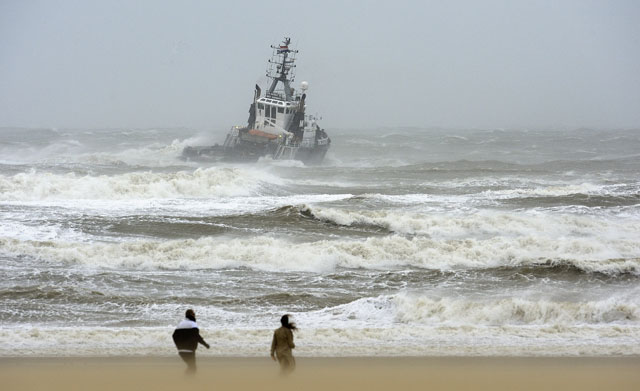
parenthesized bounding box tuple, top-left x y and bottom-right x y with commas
(278, 107, 284, 114)
(270, 106, 276, 118)
(258, 103, 264, 110)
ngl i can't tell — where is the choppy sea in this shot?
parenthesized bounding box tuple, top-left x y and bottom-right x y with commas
(0, 126, 639, 356)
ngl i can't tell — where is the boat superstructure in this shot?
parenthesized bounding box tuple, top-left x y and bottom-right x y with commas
(183, 37, 330, 164)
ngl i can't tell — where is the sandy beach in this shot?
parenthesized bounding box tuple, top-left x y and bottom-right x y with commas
(2, 356, 639, 391)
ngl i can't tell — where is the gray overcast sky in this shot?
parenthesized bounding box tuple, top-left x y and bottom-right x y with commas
(1, 0, 639, 130)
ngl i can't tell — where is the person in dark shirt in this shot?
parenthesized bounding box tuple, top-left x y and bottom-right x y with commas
(270, 314, 297, 374)
(172, 309, 210, 374)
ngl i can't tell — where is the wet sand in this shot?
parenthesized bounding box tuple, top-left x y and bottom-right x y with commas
(2, 356, 639, 391)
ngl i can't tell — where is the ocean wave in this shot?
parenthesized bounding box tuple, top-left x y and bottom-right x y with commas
(1, 323, 638, 357)
(390, 294, 639, 326)
(0, 139, 88, 165)
(0, 167, 283, 200)
(485, 182, 639, 199)
(297, 204, 640, 239)
(2, 234, 639, 275)
(0, 128, 202, 168)
(285, 292, 640, 330)
(69, 137, 203, 168)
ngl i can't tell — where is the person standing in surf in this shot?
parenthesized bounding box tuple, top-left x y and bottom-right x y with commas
(172, 309, 210, 374)
(270, 314, 297, 374)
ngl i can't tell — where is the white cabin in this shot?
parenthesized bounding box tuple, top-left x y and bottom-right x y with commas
(254, 97, 303, 134)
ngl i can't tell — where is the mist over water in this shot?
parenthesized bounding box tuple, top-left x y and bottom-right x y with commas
(1, 127, 639, 356)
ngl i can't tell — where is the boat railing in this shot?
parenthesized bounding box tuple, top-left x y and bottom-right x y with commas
(266, 92, 286, 101)
(265, 91, 302, 103)
(317, 138, 329, 146)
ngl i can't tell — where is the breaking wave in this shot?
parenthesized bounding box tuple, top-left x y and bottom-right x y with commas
(297, 204, 640, 239)
(2, 235, 639, 275)
(2, 324, 639, 357)
(2, 291, 639, 357)
(390, 294, 639, 326)
(0, 167, 283, 200)
(296, 292, 640, 327)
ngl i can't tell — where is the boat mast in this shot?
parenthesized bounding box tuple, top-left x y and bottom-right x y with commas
(266, 37, 298, 101)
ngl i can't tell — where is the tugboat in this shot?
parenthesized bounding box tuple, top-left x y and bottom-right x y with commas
(182, 37, 330, 165)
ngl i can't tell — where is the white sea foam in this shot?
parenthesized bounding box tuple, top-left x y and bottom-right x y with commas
(257, 156, 306, 168)
(302, 205, 640, 241)
(0, 140, 87, 165)
(0, 167, 282, 200)
(390, 293, 639, 326)
(71, 137, 210, 168)
(0, 129, 206, 167)
(0, 195, 354, 231)
(1, 233, 639, 274)
(1, 322, 638, 357)
(485, 182, 623, 198)
(2, 290, 639, 357)
(0, 220, 84, 242)
(288, 178, 361, 188)
(372, 180, 638, 202)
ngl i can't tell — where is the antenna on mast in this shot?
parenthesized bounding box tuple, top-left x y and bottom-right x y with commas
(266, 37, 299, 101)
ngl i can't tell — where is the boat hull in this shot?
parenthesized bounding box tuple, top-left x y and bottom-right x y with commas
(181, 136, 329, 165)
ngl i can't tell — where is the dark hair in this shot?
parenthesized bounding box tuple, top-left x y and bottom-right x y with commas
(185, 309, 196, 322)
(280, 314, 297, 330)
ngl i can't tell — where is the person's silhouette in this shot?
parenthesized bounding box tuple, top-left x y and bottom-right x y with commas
(172, 309, 210, 374)
(270, 314, 297, 374)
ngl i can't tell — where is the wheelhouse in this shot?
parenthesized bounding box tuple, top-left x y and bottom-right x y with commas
(254, 97, 300, 133)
